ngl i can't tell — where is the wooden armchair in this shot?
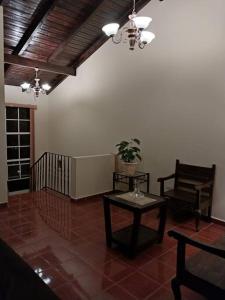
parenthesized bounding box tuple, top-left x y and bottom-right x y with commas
(158, 160, 216, 231)
(168, 230, 225, 300)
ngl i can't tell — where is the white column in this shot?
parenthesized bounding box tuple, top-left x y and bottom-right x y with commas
(0, 6, 8, 204)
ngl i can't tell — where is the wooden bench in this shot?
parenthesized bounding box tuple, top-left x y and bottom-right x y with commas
(168, 230, 225, 300)
(0, 238, 59, 300)
(158, 160, 216, 231)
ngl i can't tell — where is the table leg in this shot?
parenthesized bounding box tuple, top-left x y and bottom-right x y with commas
(129, 212, 141, 258)
(103, 197, 112, 248)
(113, 172, 116, 191)
(147, 173, 150, 193)
(158, 204, 167, 243)
(129, 177, 134, 191)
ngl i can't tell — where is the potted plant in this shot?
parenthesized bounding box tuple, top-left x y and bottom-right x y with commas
(115, 138, 142, 176)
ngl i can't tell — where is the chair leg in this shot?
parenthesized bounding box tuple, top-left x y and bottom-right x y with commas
(195, 209, 201, 232)
(171, 278, 182, 300)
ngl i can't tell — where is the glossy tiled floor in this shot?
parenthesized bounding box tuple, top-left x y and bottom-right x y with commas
(1, 190, 225, 300)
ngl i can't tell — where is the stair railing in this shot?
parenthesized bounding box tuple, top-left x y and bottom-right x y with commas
(30, 152, 71, 196)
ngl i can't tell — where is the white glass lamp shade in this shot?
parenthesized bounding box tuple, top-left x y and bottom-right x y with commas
(42, 83, 51, 91)
(133, 16, 152, 30)
(140, 31, 155, 44)
(102, 23, 119, 37)
(20, 82, 30, 90)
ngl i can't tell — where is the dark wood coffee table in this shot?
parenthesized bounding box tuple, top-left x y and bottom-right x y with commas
(103, 192, 167, 258)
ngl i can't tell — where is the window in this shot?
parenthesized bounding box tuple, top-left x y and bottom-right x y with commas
(6, 106, 33, 192)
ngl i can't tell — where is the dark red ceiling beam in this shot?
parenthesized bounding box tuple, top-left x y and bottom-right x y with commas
(12, 0, 57, 55)
(0, 0, 9, 5)
(5, 54, 76, 76)
(5, 0, 57, 74)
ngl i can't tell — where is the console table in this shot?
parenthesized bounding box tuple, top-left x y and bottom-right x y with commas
(103, 192, 167, 258)
(113, 171, 150, 193)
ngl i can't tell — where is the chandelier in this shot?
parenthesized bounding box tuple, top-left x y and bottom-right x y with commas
(102, 0, 155, 50)
(20, 68, 51, 99)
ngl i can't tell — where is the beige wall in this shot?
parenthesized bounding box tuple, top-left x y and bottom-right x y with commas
(5, 85, 49, 159)
(47, 0, 225, 221)
(0, 7, 7, 203)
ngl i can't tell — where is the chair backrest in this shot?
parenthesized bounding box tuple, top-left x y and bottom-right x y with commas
(174, 160, 216, 196)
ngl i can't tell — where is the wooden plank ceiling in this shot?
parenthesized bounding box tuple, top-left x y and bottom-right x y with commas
(2, 0, 155, 93)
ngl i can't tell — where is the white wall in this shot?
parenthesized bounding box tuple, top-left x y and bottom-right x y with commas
(47, 0, 225, 220)
(70, 154, 114, 200)
(5, 85, 49, 159)
(0, 7, 8, 203)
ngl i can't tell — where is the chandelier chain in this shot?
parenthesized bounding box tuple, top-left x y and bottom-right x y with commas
(35, 67, 38, 79)
(133, 0, 136, 13)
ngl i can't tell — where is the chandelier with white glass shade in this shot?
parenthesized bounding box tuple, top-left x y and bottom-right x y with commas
(102, 0, 155, 50)
(20, 68, 51, 99)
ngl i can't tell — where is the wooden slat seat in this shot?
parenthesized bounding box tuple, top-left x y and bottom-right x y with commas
(164, 189, 209, 205)
(186, 237, 225, 290)
(169, 230, 225, 300)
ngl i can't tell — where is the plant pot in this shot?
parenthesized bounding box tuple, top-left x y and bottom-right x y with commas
(114, 154, 123, 172)
(122, 162, 138, 176)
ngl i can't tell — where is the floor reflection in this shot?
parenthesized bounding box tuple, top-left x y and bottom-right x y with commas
(34, 190, 72, 240)
(0, 190, 219, 300)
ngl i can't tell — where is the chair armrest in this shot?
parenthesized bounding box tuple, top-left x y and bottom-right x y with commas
(157, 174, 175, 182)
(194, 180, 214, 191)
(168, 230, 225, 259)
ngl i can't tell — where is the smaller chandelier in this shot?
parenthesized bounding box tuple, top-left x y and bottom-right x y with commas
(102, 0, 155, 50)
(20, 68, 51, 99)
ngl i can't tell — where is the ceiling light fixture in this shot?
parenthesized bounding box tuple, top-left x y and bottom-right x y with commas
(102, 0, 155, 50)
(20, 68, 51, 99)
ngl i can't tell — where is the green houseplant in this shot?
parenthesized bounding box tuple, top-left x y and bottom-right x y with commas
(116, 138, 142, 175)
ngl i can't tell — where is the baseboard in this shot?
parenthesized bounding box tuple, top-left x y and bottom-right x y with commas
(70, 190, 113, 201)
(211, 217, 225, 227)
(0, 202, 8, 208)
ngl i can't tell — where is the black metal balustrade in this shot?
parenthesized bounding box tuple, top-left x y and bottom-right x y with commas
(30, 152, 71, 196)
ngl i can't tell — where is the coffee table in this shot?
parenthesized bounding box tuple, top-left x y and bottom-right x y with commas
(103, 192, 167, 258)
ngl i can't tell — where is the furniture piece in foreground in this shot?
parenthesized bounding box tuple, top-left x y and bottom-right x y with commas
(103, 192, 167, 258)
(0, 237, 59, 300)
(168, 230, 225, 300)
(113, 171, 150, 193)
(158, 160, 216, 231)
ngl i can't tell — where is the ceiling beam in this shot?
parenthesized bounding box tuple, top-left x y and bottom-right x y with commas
(0, 0, 9, 5)
(49, 0, 106, 61)
(5, 0, 57, 74)
(13, 0, 57, 56)
(4, 54, 76, 76)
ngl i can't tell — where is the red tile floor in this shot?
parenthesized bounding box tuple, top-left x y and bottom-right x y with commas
(0, 190, 224, 300)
